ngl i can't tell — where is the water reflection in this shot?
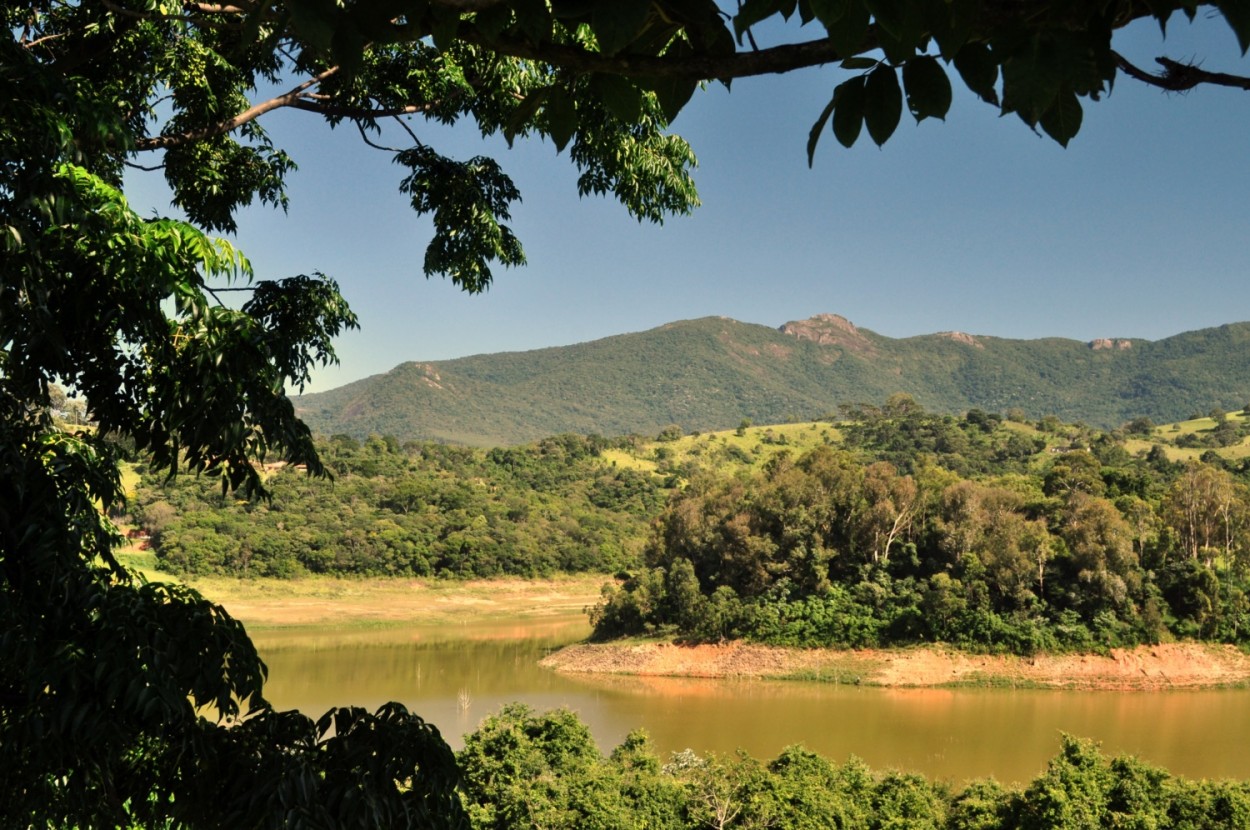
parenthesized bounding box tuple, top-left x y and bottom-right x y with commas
(253, 617, 1250, 785)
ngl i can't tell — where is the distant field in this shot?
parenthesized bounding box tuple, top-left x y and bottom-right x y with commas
(185, 573, 604, 629)
(599, 421, 850, 492)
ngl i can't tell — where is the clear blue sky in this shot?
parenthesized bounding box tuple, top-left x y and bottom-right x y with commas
(127, 12, 1250, 394)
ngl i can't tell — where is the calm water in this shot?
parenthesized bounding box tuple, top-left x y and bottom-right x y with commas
(253, 616, 1250, 785)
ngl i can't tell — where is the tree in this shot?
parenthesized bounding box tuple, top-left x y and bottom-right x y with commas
(854, 461, 917, 565)
(1164, 463, 1250, 566)
(1055, 493, 1140, 620)
(7, 0, 1250, 824)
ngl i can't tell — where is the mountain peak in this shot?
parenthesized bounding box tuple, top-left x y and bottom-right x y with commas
(936, 331, 983, 349)
(778, 314, 874, 353)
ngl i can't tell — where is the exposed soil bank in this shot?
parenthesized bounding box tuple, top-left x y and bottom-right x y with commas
(540, 641, 1250, 690)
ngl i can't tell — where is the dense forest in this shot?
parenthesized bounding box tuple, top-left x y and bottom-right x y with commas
(132, 433, 663, 579)
(594, 401, 1250, 654)
(458, 706, 1250, 830)
(132, 400, 1250, 655)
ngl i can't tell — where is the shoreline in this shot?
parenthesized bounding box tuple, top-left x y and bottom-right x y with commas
(167, 569, 1250, 691)
(540, 640, 1250, 691)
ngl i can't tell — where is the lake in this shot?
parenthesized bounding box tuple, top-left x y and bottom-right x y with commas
(253, 614, 1250, 785)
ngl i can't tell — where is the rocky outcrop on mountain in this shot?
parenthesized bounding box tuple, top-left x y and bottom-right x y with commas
(778, 314, 877, 355)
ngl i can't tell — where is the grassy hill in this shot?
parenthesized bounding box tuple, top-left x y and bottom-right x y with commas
(294, 314, 1250, 445)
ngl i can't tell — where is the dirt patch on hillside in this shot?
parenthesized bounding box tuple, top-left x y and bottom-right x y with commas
(541, 642, 1250, 690)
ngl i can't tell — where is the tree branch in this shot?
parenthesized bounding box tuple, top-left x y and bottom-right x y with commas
(103, 0, 243, 29)
(287, 100, 436, 119)
(432, 2, 1159, 82)
(1114, 51, 1250, 92)
(428, 0, 510, 9)
(134, 66, 341, 151)
(454, 29, 865, 80)
(354, 121, 404, 153)
(129, 4, 1219, 156)
(184, 2, 255, 13)
(21, 32, 67, 49)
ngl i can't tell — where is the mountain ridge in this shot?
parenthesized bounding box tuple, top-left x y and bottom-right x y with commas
(294, 315, 1250, 445)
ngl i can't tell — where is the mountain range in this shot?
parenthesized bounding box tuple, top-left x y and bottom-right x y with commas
(293, 314, 1250, 445)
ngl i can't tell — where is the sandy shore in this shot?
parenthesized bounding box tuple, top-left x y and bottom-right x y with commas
(540, 641, 1250, 690)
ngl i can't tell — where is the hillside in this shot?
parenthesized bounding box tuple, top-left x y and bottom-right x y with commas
(294, 315, 1250, 444)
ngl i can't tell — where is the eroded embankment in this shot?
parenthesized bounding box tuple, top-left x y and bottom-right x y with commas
(540, 641, 1250, 690)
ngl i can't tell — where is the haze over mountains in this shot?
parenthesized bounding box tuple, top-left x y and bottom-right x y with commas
(294, 314, 1250, 446)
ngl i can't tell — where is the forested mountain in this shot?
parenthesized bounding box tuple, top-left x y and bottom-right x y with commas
(295, 315, 1250, 445)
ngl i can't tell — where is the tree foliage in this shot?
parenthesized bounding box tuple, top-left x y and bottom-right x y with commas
(131, 432, 661, 579)
(6, 0, 1250, 824)
(458, 707, 1250, 830)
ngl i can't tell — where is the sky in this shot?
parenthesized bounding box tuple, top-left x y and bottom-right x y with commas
(127, 11, 1250, 394)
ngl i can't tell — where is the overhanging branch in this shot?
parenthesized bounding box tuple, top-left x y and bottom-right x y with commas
(454, 29, 863, 80)
(287, 100, 436, 119)
(1115, 51, 1250, 92)
(134, 66, 342, 151)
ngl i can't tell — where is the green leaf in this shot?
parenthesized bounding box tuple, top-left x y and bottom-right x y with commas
(928, 0, 978, 59)
(591, 0, 651, 55)
(865, 0, 905, 38)
(1000, 37, 1063, 126)
(954, 42, 999, 105)
(474, 4, 513, 38)
(286, 0, 338, 51)
(809, 0, 853, 29)
(734, 0, 778, 43)
(866, 0, 924, 61)
(639, 73, 699, 123)
(807, 92, 838, 166)
(832, 76, 866, 148)
(902, 55, 952, 122)
(863, 64, 902, 146)
(1215, 0, 1250, 54)
(824, 0, 870, 57)
(511, 0, 553, 41)
(544, 87, 578, 152)
(1039, 88, 1082, 147)
(504, 87, 549, 146)
(840, 56, 878, 70)
(592, 74, 644, 123)
(430, 10, 460, 51)
(330, 23, 366, 79)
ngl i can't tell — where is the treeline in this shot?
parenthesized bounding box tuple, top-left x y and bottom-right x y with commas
(133, 401, 1250, 654)
(593, 404, 1250, 653)
(132, 433, 663, 578)
(458, 705, 1250, 830)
